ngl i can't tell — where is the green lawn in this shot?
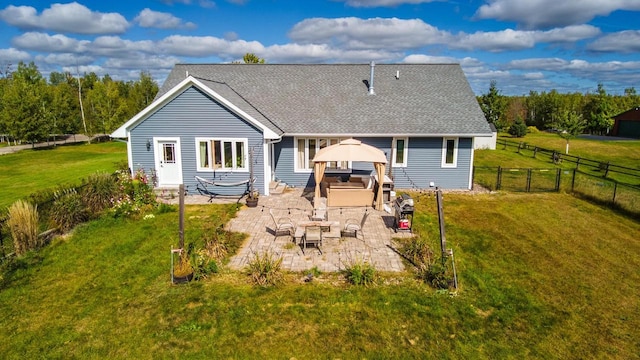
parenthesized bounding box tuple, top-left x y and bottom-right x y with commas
(0, 141, 127, 209)
(1, 193, 638, 358)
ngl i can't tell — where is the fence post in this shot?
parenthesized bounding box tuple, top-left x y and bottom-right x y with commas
(496, 166, 502, 190)
(533, 147, 537, 158)
(604, 162, 610, 178)
(555, 168, 561, 192)
(526, 168, 532, 192)
(612, 182, 618, 205)
(571, 169, 576, 192)
(575, 157, 580, 170)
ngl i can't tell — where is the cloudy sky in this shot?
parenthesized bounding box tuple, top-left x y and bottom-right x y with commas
(1, 0, 639, 95)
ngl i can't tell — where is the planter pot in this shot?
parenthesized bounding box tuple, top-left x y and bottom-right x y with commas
(172, 272, 194, 284)
(246, 197, 259, 207)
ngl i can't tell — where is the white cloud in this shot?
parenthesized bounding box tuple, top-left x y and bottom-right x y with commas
(12, 32, 89, 53)
(474, 0, 640, 29)
(0, 48, 31, 62)
(0, 2, 129, 35)
(289, 17, 451, 51)
(588, 30, 640, 53)
(158, 0, 216, 8)
(134, 8, 196, 30)
(340, 0, 437, 7)
(157, 35, 265, 58)
(262, 43, 399, 63)
(37, 53, 94, 66)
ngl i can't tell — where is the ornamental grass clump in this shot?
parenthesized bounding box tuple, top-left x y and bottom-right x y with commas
(81, 172, 118, 216)
(50, 188, 89, 232)
(343, 259, 376, 286)
(246, 251, 283, 287)
(7, 200, 40, 256)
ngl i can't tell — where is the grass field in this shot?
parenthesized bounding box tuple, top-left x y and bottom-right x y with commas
(1, 134, 639, 358)
(0, 141, 127, 209)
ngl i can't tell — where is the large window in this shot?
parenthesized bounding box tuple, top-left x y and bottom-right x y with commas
(295, 137, 349, 172)
(441, 137, 458, 168)
(196, 138, 248, 171)
(392, 137, 408, 167)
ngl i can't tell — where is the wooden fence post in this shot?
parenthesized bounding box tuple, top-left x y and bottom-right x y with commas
(571, 169, 576, 192)
(612, 182, 618, 205)
(604, 162, 610, 178)
(526, 168, 532, 192)
(496, 166, 502, 190)
(555, 168, 561, 192)
(533, 147, 537, 158)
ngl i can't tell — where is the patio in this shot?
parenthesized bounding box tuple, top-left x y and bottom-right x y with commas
(172, 188, 412, 272)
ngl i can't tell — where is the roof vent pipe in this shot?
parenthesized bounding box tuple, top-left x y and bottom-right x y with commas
(368, 61, 375, 95)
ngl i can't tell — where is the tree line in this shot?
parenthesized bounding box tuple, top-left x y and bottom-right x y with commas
(0, 61, 158, 145)
(478, 80, 640, 136)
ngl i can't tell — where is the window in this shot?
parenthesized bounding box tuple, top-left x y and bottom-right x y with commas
(196, 138, 248, 171)
(295, 137, 349, 172)
(392, 137, 408, 167)
(441, 137, 458, 167)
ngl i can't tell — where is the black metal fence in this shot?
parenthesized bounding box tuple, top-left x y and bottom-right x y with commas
(473, 166, 640, 218)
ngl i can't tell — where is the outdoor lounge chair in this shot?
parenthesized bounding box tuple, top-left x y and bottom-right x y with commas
(302, 225, 322, 254)
(341, 211, 369, 240)
(269, 209, 295, 241)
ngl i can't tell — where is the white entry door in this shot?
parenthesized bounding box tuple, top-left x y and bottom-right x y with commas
(155, 138, 183, 187)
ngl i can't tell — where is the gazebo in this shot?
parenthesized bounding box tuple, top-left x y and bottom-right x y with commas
(312, 139, 387, 210)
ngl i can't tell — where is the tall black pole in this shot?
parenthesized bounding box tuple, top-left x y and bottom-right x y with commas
(179, 184, 185, 249)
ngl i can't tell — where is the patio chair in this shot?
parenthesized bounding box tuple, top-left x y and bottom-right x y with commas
(302, 225, 322, 254)
(341, 212, 369, 240)
(269, 209, 295, 241)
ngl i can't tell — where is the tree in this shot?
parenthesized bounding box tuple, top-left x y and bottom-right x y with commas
(557, 109, 586, 154)
(508, 117, 527, 137)
(479, 80, 508, 131)
(584, 83, 614, 135)
(232, 53, 266, 64)
(0, 62, 48, 145)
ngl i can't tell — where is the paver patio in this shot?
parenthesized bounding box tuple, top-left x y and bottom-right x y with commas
(171, 187, 413, 272)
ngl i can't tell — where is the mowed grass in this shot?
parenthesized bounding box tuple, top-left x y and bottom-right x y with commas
(0, 141, 127, 209)
(1, 193, 639, 358)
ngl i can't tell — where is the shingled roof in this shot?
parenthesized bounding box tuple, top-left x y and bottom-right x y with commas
(159, 63, 492, 137)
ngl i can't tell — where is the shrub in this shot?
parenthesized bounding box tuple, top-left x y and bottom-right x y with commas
(50, 189, 89, 232)
(508, 118, 528, 138)
(173, 243, 194, 278)
(417, 259, 451, 290)
(527, 126, 539, 133)
(81, 172, 118, 216)
(246, 251, 283, 287)
(7, 200, 40, 256)
(344, 259, 376, 286)
(401, 235, 434, 266)
(110, 169, 157, 218)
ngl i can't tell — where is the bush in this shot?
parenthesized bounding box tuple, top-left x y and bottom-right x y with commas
(110, 169, 157, 218)
(527, 126, 539, 133)
(81, 172, 118, 216)
(50, 190, 89, 232)
(344, 260, 376, 286)
(7, 200, 40, 256)
(508, 118, 528, 138)
(401, 235, 434, 266)
(246, 251, 283, 287)
(417, 259, 451, 290)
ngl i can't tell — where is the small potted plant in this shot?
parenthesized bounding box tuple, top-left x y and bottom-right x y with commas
(173, 246, 194, 284)
(246, 190, 259, 207)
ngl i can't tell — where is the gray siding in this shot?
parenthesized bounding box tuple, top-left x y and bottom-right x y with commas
(130, 86, 265, 195)
(273, 136, 472, 190)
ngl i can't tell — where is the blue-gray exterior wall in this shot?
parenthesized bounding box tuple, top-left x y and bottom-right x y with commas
(129, 86, 265, 195)
(273, 137, 472, 190)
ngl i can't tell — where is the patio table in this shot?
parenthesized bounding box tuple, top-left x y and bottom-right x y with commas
(294, 220, 340, 242)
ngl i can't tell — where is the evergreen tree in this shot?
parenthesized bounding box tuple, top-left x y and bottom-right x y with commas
(479, 80, 508, 131)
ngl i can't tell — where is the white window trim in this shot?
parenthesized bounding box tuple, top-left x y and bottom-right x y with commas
(441, 137, 459, 168)
(195, 137, 249, 172)
(391, 137, 409, 168)
(294, 137, 352, 173)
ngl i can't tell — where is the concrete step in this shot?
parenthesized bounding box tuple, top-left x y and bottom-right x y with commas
(270, 182, 287, 195)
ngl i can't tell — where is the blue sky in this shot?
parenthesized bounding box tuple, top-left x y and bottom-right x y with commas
(1, 0, 639, 95)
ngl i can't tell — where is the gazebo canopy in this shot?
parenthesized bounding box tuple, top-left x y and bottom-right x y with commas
(312, 139, 387, 210)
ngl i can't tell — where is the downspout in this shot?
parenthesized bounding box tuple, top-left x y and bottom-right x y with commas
(265, 137, 283, 195)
